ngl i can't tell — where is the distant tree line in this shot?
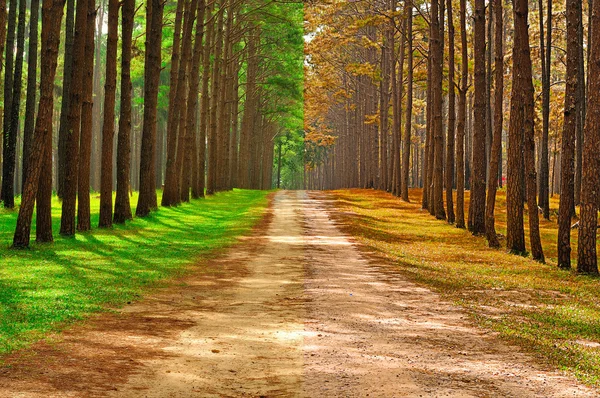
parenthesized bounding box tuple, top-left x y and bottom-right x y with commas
(305, 0, 600, 273)
(0, 0, 303, 247)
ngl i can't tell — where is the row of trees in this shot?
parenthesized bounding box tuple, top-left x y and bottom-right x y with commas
(305, 0, 600, 272)
(1, 0, 303, 247)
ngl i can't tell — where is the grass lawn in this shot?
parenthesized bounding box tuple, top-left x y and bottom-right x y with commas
(330, 188, 600, 387)
(0, 189, 269, 356)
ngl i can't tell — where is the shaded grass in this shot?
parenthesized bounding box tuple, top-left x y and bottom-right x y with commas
(0, 189, 269, 355)
(329, 188, 600, 387)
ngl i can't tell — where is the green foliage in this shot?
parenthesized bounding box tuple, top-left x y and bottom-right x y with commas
(0, 190, 269, 355)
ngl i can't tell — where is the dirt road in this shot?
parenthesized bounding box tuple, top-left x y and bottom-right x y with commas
(0, 191, 595, 397)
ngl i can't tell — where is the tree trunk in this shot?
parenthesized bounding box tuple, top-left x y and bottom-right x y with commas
(98, 0, 119, 227)
(136, 0, 164, 217)
(13, 0, 64, 248)
(538, 0, 551, 220)
(485, 0, 503, 248)
(577, 0, 600, 274)
(77, 1, 96, 232)
(197, 1, 214, 197)
(206, 4, 225, 195)
(113, 0, 134, 224)
(401, 3, 413, 202)
(469, 0, 487, 233)
(506, 0, 527, 254)
(21, 0, 40, 190)
(557, 0, 581, 268)
(57, 0, 76, 199)
(60, 0, 89, 235)
(521, 0, 545, 262)
(455, 0, 468, 228)
(445, 0, 456, 223)
(1, 0, 25, 208)
(186, 0, 206, 199)
(161, 0, 185, 206)
(175, 0, 199, 201)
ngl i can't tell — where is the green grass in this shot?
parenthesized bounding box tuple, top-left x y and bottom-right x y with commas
(330, 188, 600, 388)
(0, 189, 269, 355)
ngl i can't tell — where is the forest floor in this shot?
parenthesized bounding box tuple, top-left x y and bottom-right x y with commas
(0, 190, 596, 397)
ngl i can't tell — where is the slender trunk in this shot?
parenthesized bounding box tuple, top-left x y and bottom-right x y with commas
(161, 0, 185, 206)
(13, 0, 64, 247)
(187, 0, 206, 199)
(470, 0, 487, 233)
(557, 0, 581, 268)
(57, 0, 76, 198)
(445, 0, 456, 223)
(455, 0, 467, 228)
(136, 0, 164, 217)
(521, 0, 544, 262)
(98, 0, 120, 227)
(21, 0, 40, 189)
(206, 4, 224, 195)
(485, 0, 504, 247)
(77, 1, 96, 232)
(538, 0, 551, 219)
(113, 0, 134, 223)
(577, 0, 600, 274)
(2, 0, 25, 208)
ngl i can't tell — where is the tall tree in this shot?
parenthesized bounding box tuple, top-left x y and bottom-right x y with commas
(60, 0, 90, 236)
(431, 0, 446, 220)
(56, 0, 76, 199)
(400, 3, 412, 202)
(136, 0, 164, 217)
(21, 0, 40, 189)
(13, 0, 65, 247)
(521, 0, 545, 263)
(538, 0, 551, 220)
(485, 0, 503, 248)
(557, 0, 581, 269)
(455, 0, 468, 229)
(506, 0, 527, 254)
(161, 0, 187, 207)
(76, 0, 97, 232)
(187, 0, 206, 199)
(576, 0, 600, 274)
(113, 0, 134, 224)
(98, 0, 121, 227)
(445, 0, 456, 223)
(469, 0, 487, 234)
(207, 4, 225, 195)
(1, 0, 25, 208)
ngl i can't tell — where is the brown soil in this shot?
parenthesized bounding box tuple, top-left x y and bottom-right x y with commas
(0, 191, 595, 397)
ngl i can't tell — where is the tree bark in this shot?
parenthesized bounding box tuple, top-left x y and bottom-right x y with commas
(186, 0, 206, 199)
(557, 0, 581, 268)
(98, 0, 120, 227)
(57, 0, 76, 199)
(60, 0, 89, 236)
(13, 0, 65, 248)
(455, 0, 468, 229)
(77, 0, 97, 232)
(113, 0, 134, 224)
(485, 0, 503, 248)
(576, 0, 600, 274)
(401, 3, 413, 202)
(1, 0, 25, 208)
(161, 0, 185, 206)
(445, 0, 456, 223)
(136, 0, 164, 217)
(469, 0, 487, 233)
(21, 0, 40, 190)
